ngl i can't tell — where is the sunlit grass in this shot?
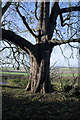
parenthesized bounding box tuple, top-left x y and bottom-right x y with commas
(0, 71, 29, 76)
(0, 71, 78, 76)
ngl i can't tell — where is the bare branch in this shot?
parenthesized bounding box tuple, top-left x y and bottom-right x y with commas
(39, 2, 44, 30)
(16, 6, 37, 38)
(49, 2, 59, 39)
(49, 4, 80, 39)
(59, 45, 69, 59)
(38, 2, 50, 42)
(2, 2, 11, 16)
(37, 2, 44, 43)
(50, 38, 80, 47)
(0, 47, 16, 52)
(35, 2, 38, 20)
(2, 29, 34, 54)
(44, 2, 50, 37)
(59, 6, 80, 14)
(68, 43, 79, 49)
(60, 13, 64, 27)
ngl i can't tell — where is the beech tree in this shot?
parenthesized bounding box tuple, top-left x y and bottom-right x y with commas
(0, 1, 80, 93)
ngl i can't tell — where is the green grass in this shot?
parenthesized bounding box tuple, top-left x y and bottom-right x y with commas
(0, 71, 79, 76)
(0, 71, 29, 76)
(58, 73, 78, 76)
(6, 79, 27, 88)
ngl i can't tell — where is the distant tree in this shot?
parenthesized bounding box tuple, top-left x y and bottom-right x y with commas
(1, 1, 80, 93)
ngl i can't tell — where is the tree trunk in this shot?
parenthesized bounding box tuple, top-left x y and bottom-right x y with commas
(25, 42, 52, 93)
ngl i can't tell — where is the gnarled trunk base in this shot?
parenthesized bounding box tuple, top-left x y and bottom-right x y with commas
(25, 43, 52, 93)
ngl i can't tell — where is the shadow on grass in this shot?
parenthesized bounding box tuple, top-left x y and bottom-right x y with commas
(0, 85, 20, 89)
(2, 88, 80, 120)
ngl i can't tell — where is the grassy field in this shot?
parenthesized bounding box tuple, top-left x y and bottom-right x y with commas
(1, 67, 80, 119)
(0, 71, 78, 76)
(0, 67, 79, 89)
(0, 71, 29, 76)
(0, 67, 79, 76)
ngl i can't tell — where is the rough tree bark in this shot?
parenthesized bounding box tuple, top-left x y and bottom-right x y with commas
(25, 42, 53, 93)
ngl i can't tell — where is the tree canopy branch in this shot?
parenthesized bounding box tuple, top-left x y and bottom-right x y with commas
(16, 6, 38, 38)
(49, 2, 59, 39)
(2, 29, 34, 54)
(59, 6, 80, 14)
(35, 2, 38, 20)
(2, 2, 11, 16)
(50, 38, 80, 47)
(49, 4, 80, 39)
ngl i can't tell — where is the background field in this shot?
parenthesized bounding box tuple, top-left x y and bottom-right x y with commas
(1, 67, 79, 75)
(0, 67, 79, 90)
